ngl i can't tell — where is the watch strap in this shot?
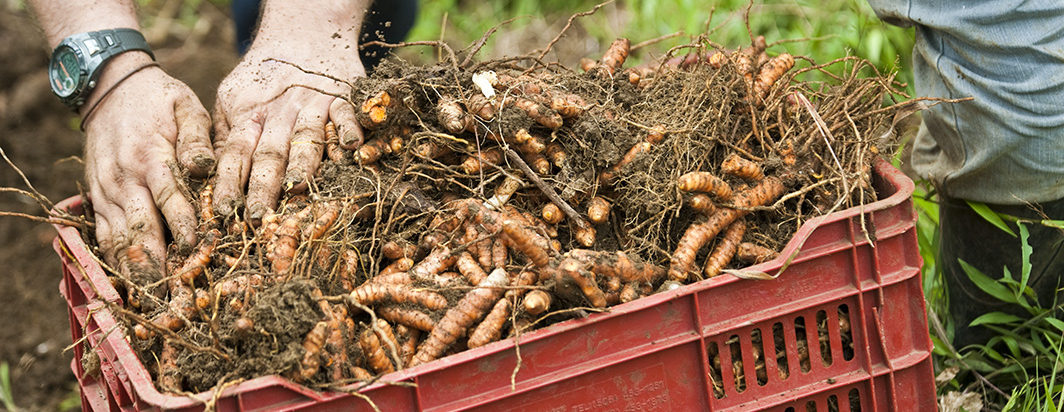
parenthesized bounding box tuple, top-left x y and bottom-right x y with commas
(53, 28, 155, 110)
(84, 28, 155, 62)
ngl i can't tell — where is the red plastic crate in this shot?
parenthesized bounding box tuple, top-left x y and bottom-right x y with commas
(55, 157, 934, 411)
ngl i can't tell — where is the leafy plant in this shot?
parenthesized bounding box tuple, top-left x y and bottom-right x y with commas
(931, 207, 1064, 410)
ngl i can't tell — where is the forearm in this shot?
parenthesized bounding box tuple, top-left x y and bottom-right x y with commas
(255, 0, 370, 50)
(29, 0, 140, 48)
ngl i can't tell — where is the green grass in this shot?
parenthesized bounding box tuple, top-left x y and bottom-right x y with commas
(913, 187, 1064, 409)
(0, 362, 17, 412)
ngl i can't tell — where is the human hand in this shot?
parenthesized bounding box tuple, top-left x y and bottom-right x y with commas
(212, 2, 368, 221)
(84, 52, 215, 267)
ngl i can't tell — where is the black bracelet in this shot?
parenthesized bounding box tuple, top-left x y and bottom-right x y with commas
(79, 62, 161, 132)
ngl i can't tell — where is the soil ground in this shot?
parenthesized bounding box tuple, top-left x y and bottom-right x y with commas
(0, 6, 238, 410)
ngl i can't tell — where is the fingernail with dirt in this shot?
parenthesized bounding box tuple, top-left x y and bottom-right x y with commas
(214, 197, 241, 218)
(247, 204, 266, 222)
(190, 153, 217, 176)
(340, 126, 362, 147)
(284, 174, 308, 194)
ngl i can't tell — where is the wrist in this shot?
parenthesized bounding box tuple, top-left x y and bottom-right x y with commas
(255, 0, 367, 49)
(78, 51, 158, 117)
(31, 1, 140, 48)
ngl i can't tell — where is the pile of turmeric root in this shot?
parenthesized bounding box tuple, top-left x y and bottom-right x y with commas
(103, 32, 909, 393)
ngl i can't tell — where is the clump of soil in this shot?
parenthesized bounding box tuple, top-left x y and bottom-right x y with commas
(85, 33, 912, 395)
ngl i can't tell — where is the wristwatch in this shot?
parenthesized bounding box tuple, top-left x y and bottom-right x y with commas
(48, 28, 155, 110)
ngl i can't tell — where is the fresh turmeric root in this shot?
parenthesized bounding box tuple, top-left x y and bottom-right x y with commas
(720, 154, 765, 181)
(501, 219, 552, 269)
(359, 90, 391, 129)
(668, 176, 785, 281)
(157, 340, 181, 392)
(736, 242, 778, 264)
(378, 305, 436, 332)
(599, 38, 631, 75)
(338, 250, 359, 290)
(587, 196, 611, 225)
(348, 283, 449, 310)
(410, 245, 459, 284)
(379, 257, 414, 276)
(304, 201, 341, 241)
(579, 57, 597, 72)
(381, 239, 417, 260)
(359, 319, 397, 374)
(677, 171, 734, 201)
(703, 219, 747, 278)
(176, 229, 220, 283)
(565, 249, 665, 284)
(550, 93, 587, 118)
(461, 147, 503, 174)
(293, 321, 329, 382)
(541, 203, 564, 225)
(456, 251, 489, 286)
(356, 137, 393, 165)
(368, 271, 414, 286)
(267, 205, 312, 274)
(525, 152, 552, 175)
(466, 93, 496, 120)
(511, 97, 563, 129)
(491, 239, 509, 270)
(324, 307, 353, 381)
(198, 183, 217, 231)
(545, 143, 568, 169)
(324, 121, 348, 164)
(396, 325, 421, 368)
(556, 257, 607, 308)
(522, 289, 552, 315)
(599, 141, 649, 185)
(410, 268, 509, 366)
(752, 53, 795, 102)
(688, 194, 717, 215)
(467, 298, 511, 348)
(437, 95, 473, 134)
(574, 224, 596, 248)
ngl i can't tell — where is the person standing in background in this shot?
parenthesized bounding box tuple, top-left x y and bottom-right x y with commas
(866, 1, 1064, 348)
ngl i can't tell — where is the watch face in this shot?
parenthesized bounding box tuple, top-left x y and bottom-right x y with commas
(49, 46, 82, 98)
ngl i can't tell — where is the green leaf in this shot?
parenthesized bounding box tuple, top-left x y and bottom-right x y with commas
(962, 357, 997, 373)
(1012, 222, 1029, 293)
(1040, 219, 1064, 230)
(931, 335, 955, 358)
(1046, 317, 1064, 332)
(966, 201, 1016, 237)
(1000, 270, 1019, 286)
(960, 259, 1019, 304)
(982, 345, 1006, 362)
(1003, 336, 1021, 358)
(0, 362, 14, 412)
(970, 312, 1024, 327)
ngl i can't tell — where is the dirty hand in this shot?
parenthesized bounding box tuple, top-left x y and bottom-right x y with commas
(84, 51, 215, 267)
(212, 1, 369, 221)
